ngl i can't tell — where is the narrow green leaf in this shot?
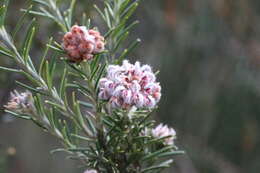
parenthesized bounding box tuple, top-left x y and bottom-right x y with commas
(0, 66, 21, 73)
(104, 27, 116, 38)
(123, 20, 139, 34)
(71, 134, 96, 142)
(21, 18, 36, 61)
(49, 52, 57, 78)
(0, 46, 14, 58)
(47, 44, 65, 54)
(59, 68, 67, 97)
(93, 5, 106, 22)
(121, 2, 138, 21)
(95, 63, 106, 90)
(66, 62, 87, 78)
(90, 64, 101, 81)
(50, 148, 68, 154)
(21, 9, 55, 20)
(31, 118, 48, 130)
(117, 38, 141, 64)
(119, 0, 130, 14)
(32, 0, 50, 7)
(111, 22, 125, 38)
(72, 82, 92, 95)
(16, 81, 47, 95)
(5, 110, 31, 120)
(34, 94, 46, 117)
(67, 0, 76, 28)
(45, 100, 64, 111)
(0, 0, 9, 26)
(141, 146, 174, 161)
(78, 101, 93, 109)
(68, 148, 89, 152)
(156, 150, 185, 158)
(127, 38, 141, 53)
(84, 112, 97, 135)
(23, 26, 36, 62)
(104, 8, 111, 28)
(140, 159, 173, 173)
(39, 37, 52, 75)
(12, 5, 33, 38)
(90, 54, 101, 71)
(45, 61, 52, 88)
(104, 1, 114, 19)
(113, 31, 129, 52)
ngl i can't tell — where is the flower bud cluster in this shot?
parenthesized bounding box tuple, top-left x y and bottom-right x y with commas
(63, 25, 105, 62)
(98, 60, 161, 109)
(151, 124, 176, 146)
(4, 90, 34, 114)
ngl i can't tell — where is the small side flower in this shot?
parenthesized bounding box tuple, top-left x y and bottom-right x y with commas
(151, 123, 177, 146)
(4, 90, 34, 114)
(62, 25, 105, 62)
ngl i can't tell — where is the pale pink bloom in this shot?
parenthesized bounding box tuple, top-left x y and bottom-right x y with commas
(84, 169, 97, 173)
(152, 124, 176, 145)
(98, 60, 161, 109)
(4, 90, 34, 114)
(63, 25, 105, 62)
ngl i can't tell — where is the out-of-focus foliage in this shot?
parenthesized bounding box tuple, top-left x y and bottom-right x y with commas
(1, 0, 260, 173)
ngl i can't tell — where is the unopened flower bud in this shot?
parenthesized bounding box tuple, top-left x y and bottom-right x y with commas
(63, 25, 105, 62)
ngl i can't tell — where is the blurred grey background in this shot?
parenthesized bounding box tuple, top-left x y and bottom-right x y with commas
(1, 0, 260, 173)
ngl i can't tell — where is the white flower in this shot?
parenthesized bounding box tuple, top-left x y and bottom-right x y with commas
(98, 60, 161, 109)
(151, 124, 176, 145)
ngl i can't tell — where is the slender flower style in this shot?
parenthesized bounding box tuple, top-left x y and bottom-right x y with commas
(84, 170, 98, 173)
(4, 90, 34, 114)
(62, 25, 105, 62)
(151, 124, 176, 146)
(98, 60, 161, 109)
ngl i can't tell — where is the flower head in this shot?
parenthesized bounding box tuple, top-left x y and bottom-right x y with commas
(84, 169, 97, 173)
(151, 124, 176, 146)
(62, 25, 105, 62)
(98, 60, 161, 109)
(4, 90, 34, 114)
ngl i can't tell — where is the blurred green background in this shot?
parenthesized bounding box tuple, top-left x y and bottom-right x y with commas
(1, 0, 260, 173)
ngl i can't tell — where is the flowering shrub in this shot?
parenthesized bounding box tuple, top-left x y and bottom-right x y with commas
(0, 0, 184, 172)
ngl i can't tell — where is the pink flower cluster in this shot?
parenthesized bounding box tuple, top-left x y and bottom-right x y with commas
(151, 124, 176, 145)
(62, 25, 105, 62)
(98, 60, 161, 109)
